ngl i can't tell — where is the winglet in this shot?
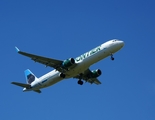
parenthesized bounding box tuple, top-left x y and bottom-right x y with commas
(15, 46, 20, 52)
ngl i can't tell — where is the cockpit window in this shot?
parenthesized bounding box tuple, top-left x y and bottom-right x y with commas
(112, 39, 117, 42)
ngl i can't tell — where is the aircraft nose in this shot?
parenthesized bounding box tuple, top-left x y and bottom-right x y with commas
(119, 41, 124, 47)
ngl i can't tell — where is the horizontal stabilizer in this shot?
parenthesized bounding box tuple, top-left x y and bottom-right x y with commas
(34, 90, 41, 93)
(11, 82, 31, 88)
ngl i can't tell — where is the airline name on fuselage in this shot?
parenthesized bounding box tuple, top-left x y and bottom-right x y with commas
(75, 45, 101, 62)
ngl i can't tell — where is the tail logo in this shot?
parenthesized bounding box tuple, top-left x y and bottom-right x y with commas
(27, 74, 35, 84)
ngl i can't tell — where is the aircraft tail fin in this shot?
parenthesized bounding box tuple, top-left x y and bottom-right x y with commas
(24, 69, 38, 84)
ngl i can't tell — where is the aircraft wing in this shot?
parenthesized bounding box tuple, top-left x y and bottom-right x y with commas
(74, 69, 101, 85)
(15, 47, 63, 71)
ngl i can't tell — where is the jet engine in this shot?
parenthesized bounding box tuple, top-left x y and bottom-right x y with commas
(61, 58, 75, 68)
(90, 69, 102, 78)
(59, 73, 66, 78)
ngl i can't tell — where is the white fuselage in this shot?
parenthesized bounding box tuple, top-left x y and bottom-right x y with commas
(24, 39, 124, 91)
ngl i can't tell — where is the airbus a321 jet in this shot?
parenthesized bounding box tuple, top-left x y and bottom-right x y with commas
(12, 39, 124, 93)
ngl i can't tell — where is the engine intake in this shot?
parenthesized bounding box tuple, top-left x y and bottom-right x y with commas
(91, 69, 102, 78)
(61, 58, 75, 68)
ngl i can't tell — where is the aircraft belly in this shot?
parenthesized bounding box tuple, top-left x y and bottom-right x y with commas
(42, 76, 63, 88)
(65, 64, 88, 78)
(46, 78, 62, 87)
(30, 71, 63, 89)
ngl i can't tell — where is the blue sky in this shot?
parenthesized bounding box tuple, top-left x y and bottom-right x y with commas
(1, 0, 155, 120)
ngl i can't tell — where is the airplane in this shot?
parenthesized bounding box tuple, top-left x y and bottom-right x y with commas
(11, 39, 124, 93)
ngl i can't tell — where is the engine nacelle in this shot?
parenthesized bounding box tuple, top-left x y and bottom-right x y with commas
(61, 58, 75, 68)
(90, 69, 102, 78)
(59, 73, 66, 78)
